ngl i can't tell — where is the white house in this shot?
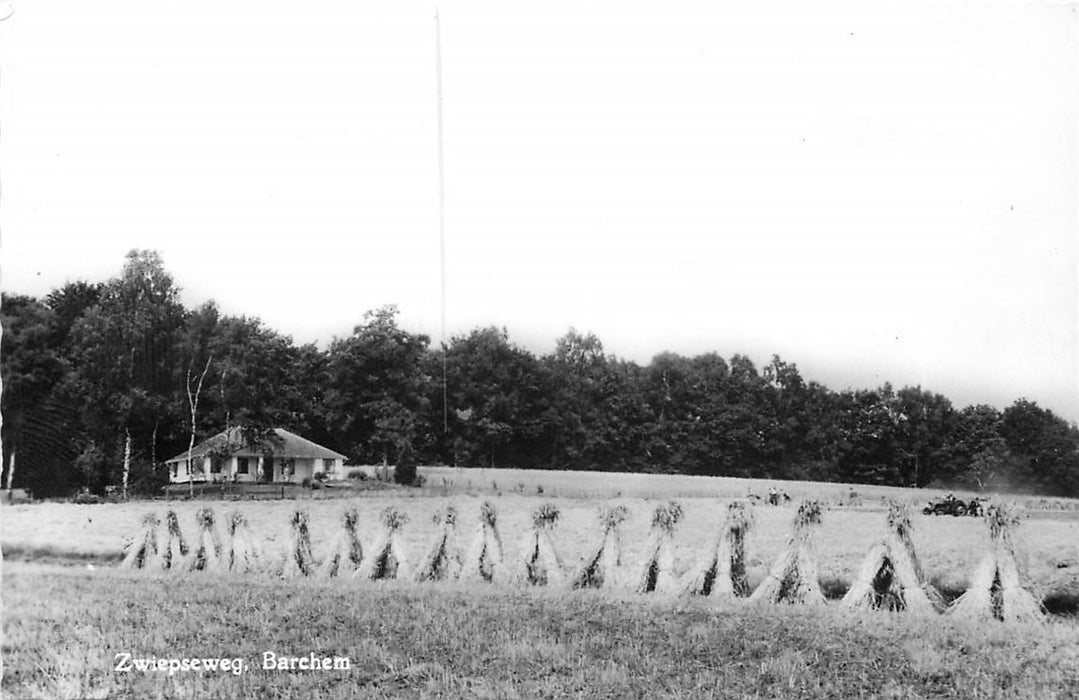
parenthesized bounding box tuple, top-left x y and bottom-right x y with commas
(165, 428, 347, 484)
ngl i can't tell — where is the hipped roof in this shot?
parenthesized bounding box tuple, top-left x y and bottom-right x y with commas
(165, 427, 346, 463)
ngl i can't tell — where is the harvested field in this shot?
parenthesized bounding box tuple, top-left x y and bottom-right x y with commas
(421, 466, 1079, 511)
(4, 471, 1079, 698)
(3, 492, 1078, 602)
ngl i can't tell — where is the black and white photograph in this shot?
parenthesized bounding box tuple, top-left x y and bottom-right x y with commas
(1, 1, 1077, 697)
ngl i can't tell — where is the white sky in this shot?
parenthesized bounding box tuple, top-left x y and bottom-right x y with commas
(1, 0, 1076, 422)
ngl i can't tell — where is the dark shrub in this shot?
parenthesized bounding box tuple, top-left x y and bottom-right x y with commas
(394, 443, 418, 486)
(129, 459, 169, 497)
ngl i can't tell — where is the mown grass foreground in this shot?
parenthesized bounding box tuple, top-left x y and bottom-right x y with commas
(4, 563, 1079, 699)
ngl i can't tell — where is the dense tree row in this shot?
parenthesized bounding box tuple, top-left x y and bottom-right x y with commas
(3, 250, 1078, 498)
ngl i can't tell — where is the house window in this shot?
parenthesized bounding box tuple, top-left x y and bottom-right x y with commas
(184, 460, 190, 475)
(210, 457, 223, 474)
(323, 458, 335, 473)
(237, 457, 249, 474)
(171, 463, 177, 478)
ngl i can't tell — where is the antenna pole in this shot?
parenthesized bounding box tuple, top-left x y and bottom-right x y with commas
(436, 6, 448, 435)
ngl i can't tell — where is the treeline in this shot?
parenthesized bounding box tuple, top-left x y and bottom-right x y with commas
(3, 250, 1078, 498)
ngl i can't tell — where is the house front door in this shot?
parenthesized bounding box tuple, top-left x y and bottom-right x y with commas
(262, 455, 274, 483)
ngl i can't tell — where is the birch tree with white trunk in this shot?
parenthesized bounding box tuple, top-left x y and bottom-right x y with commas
(186, 356, 212, 497)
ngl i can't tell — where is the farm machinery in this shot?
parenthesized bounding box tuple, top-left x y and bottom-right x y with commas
(922, 494, 983, 517)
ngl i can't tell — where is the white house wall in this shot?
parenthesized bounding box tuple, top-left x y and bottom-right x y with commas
(167, 455, 345, 483)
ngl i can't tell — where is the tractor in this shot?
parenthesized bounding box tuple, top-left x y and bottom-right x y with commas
(922, 494, 982, 517)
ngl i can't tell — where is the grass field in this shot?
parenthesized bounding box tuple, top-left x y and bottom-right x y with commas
(3, 468, 1079, 698)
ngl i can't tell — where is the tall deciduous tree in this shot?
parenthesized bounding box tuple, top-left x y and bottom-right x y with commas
(68, 250, 184, 492)
(436, 326, 550, 469)
(1000, 399, 1079, 496)
(45, 281, 104, 353)
(177, 308, 313, 453)
(326, 305, 431, 464)
(889, 387, 956, 487)
(543, 329, 624, 470)
(0, 294, 65, 492)
(641, 352, 726, 474)
(945, 404, 1010, 490)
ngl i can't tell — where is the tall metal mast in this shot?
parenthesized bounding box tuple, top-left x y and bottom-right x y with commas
(436, 6, 448, 435)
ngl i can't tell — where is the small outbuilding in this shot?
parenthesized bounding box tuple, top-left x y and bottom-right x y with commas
(165, 428, 347, 484)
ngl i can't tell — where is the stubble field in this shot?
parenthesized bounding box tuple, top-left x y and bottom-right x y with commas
(3, 468, 1079, 698)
